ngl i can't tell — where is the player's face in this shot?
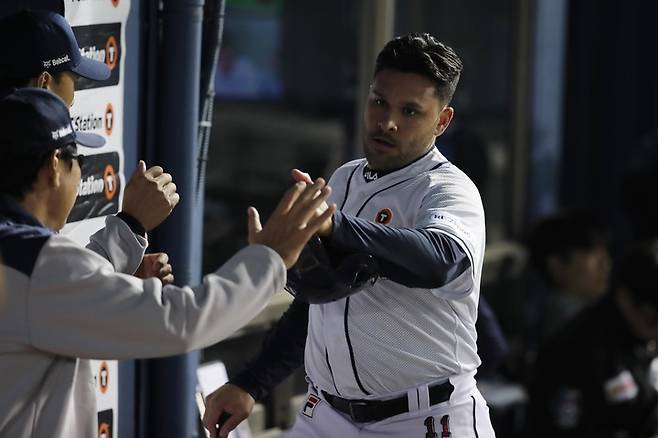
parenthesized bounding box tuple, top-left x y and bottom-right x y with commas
(50, 147, 82, 230)
(363, 69, 454, 171)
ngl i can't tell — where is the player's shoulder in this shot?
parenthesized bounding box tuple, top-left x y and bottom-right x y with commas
(417, 158, 481, 200)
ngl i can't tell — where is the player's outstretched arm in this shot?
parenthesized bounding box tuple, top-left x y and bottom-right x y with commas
(291, 168, 472, 291)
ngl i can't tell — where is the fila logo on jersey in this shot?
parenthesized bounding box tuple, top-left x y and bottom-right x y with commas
(363, 169, 379, 182)
(375, 208, 393, 224)
(302, 393, 321, 418)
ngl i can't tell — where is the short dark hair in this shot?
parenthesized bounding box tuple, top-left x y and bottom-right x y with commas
(617, 240, 658, 309)
(0, 71, 67, 97)
(0, 144, 76, 200)
(374, 33, 463, 104)
(527, 211, 608, 283)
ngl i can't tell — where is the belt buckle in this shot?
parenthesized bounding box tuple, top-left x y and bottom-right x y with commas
(348, 401, 369, 423)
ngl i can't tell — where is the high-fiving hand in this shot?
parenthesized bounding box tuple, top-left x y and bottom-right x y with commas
(247, 178, 336, 269)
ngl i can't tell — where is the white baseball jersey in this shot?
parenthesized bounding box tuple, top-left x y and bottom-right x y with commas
(304, 147, 486, 400)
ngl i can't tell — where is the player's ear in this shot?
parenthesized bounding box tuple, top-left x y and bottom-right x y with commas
(434, 106, 454, 137)
(34, 71, 54, 90)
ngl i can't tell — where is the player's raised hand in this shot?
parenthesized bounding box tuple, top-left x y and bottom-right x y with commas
(122, 161, 180, 231)
(247, 178, 336, 269)
(203, 383, 255, 438)
(291, 168, 333, 237)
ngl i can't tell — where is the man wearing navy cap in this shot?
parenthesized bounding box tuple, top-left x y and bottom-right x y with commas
(0, 9, 110, 106)
(0, 88, 336, 437)
(0, 8, 185, 282)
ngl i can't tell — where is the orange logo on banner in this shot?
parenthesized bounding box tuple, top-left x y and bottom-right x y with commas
(99, 361, 110, 394)
(105, 36, 118, 71)
(103, 166, 117, 201)
(375, 208, 393, 225)
(99, 422, 110, 438)
(111, 0, 120, 7)
(104, 104, 114, 136)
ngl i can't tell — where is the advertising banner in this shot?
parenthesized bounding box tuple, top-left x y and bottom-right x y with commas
(63, 1, 130, 437)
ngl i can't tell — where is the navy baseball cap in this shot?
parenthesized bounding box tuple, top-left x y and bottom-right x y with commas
(0, 88, 105, 157)
(0, 10, 110, 81)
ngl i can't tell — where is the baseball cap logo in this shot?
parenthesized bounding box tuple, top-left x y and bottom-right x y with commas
(43, 54, 71, 69)
(51, 125, 73, 140)
(375, 208, 393, 225)
(103, 165, 117, 200)
(105, 36, 118, 71)
(104, 104, 114, 136)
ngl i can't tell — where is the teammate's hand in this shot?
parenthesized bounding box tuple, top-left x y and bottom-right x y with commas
(122, 161, 180, 231)
(134, 253, 174, 285)
(248, 178, 337, 269)
(203, 383, 255, 438)
(291, 168, 334, 237)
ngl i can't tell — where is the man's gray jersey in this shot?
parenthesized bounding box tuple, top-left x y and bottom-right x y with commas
(304, 148, 486, 399)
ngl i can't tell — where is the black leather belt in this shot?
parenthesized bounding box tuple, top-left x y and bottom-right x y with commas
(321, 381, 454, 423)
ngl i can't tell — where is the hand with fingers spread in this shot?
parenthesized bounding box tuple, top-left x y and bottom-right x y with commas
(121, 160, 180, 232)
(291, 169, 333, 237)
(203, 384, 254, 438)
(247, 178, 337, 269)
(134, 253, 174, 285)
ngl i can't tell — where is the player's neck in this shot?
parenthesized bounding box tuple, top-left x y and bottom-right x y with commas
(364, 148, 435, 182)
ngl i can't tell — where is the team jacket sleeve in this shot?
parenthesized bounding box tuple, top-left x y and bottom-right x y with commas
(230, 299, 309, 400)
(327, 211, 471, 289)
(26, 236, 286, 360)
(85, 214, 148, 275)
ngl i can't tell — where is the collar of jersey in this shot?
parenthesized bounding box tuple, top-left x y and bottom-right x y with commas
(360, 147, 448, 186)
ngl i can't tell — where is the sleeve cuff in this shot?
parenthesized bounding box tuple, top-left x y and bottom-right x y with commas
(229, 371, 268, 401)
(116, 212, 146, 237)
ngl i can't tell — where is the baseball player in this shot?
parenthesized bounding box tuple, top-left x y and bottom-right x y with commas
(204, 33, 495, 437)
(0, 88, 335, 438)
(0, 9, 182, 282)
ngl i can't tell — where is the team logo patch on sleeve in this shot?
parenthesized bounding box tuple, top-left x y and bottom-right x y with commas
(375, 208, 393, 224)
(302, 393, 321, 418)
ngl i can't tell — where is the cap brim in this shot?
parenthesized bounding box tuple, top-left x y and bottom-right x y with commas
(74, 131, 106, 148)
(71, 57, 111, 81)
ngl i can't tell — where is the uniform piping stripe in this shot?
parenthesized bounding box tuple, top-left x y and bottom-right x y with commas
(344, 297, 370, 395)
(339, 165, 360, 211)
(471, 395, 479, 438)
(325, 348, 341, 395)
